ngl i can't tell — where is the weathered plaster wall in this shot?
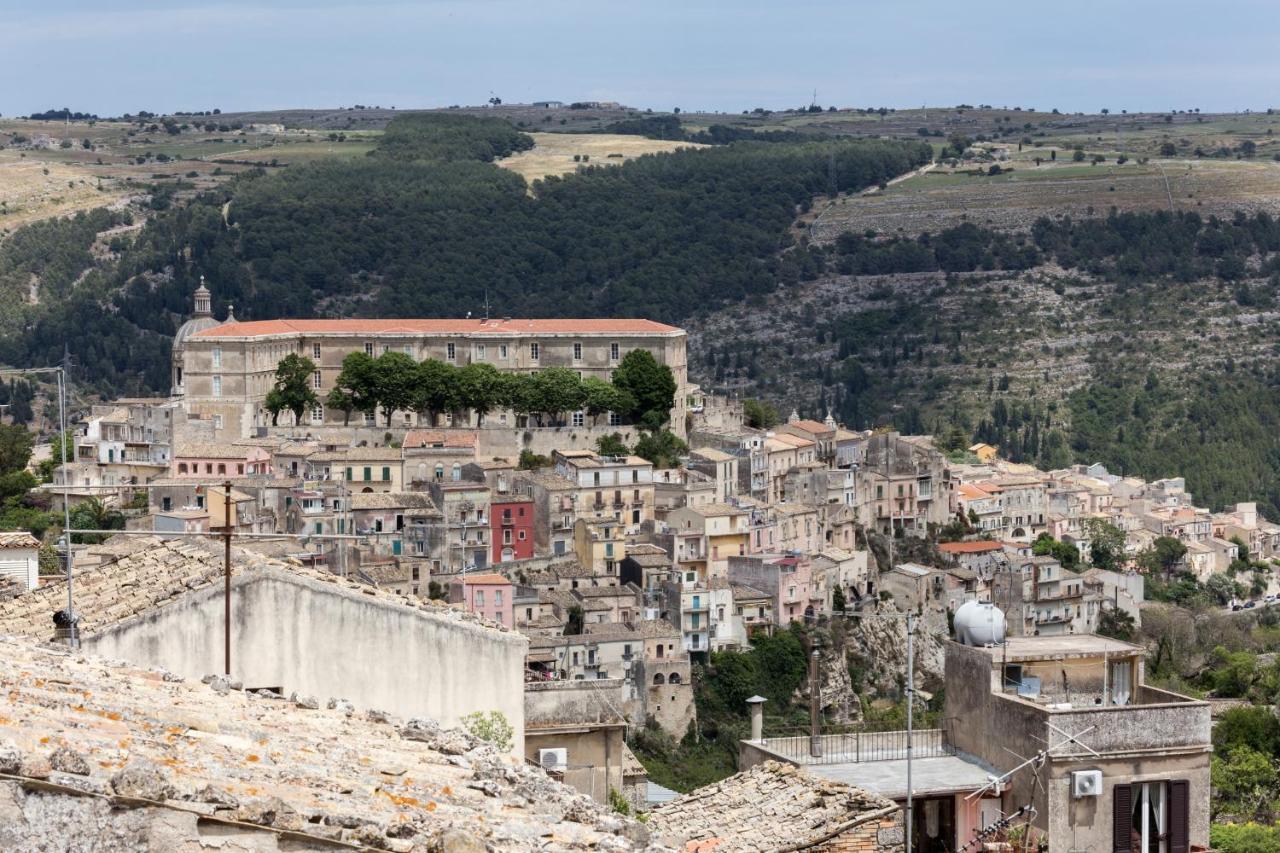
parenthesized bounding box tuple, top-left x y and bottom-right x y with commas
(82, 570, 526, 747)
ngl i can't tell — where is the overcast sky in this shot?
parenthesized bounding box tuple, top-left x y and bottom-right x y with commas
(3, 0, 1278, 117)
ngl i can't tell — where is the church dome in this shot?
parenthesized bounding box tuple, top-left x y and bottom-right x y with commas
(173, 278, 223, 348)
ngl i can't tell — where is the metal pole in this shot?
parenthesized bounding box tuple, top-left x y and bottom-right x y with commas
(58, 368, 76, 648)
(809, 645, 822, 758)
(906, 610, 914, 853)
(223, 480, 232, 676)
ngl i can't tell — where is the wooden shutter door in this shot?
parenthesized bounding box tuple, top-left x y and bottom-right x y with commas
(1112, 783, 1133, 853)
(1168, 780, 1190, 853)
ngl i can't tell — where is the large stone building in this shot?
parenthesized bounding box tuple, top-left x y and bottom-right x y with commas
(171, 286, 692, 442)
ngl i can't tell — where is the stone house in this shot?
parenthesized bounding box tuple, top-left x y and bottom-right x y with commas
(450, 572, 516, 627)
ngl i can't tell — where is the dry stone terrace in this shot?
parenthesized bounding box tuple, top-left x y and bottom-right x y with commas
(0, 636, 662, 852)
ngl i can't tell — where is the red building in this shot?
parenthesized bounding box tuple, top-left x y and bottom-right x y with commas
(490, 496, 535, 563)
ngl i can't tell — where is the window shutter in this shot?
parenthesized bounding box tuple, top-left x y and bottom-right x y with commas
(1168, 780, 1190, 853)
(1112, 783, 1132, 853)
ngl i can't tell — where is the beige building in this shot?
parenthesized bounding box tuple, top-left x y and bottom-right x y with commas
(172, 290, 691, 442)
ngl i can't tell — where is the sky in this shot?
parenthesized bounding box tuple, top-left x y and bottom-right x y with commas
(3, 0, 1278, 117)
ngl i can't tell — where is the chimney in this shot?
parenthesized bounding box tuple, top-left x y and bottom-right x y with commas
(746, 695, 766, 742)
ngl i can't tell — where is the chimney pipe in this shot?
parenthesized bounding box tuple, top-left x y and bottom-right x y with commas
(746, 695, 766, 742)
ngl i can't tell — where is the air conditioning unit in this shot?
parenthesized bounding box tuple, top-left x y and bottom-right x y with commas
(539, 748, 567, 771)
(1072, 770, 1103, 798)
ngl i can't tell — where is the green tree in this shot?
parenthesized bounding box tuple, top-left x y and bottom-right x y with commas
(371, 351, 419, 427)
(596, 433, 630, 457)
(832, 585, 847, 615)
(612, 349, 677, 428)
(1082, 517, 1125, 570)
(263, 353, 318, 426)
(68, 497, 125, 544)
(1141, 535, 1188, 576)
(582, 378, 631, 427)
(1032, 532, 1079, 570)
(634, 429, 688, 469)
(1159, 141, 1177, 156)
(1206, 572, 1242, 606)
(412, 359, 459, 427)
(327, 352, 377, 426)
(530, 368, 585, 425)
(742, 398, 779, 429)
(1095, 607, 1135, 641)
(1212, 746, 1279, 819)
(456, 363, 503, 426)
(518, 449, 551, 470)
(0, 423, 34, 475)
(1215, 706, 1280, 757)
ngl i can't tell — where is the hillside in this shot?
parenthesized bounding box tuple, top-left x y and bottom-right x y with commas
(4, 107, 1280, 516)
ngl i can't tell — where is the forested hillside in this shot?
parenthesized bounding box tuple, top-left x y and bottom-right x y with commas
(0, 114, 930, 395)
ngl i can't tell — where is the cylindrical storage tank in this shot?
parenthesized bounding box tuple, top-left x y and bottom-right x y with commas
(954, 601, 1006, 646)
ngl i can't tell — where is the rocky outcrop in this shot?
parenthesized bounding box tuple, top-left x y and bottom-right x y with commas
(844, 601, 947, 695)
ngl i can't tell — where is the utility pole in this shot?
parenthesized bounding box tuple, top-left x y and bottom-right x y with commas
(57, 365, 75, 647)
(905, 609, 915, 853)
(808, 641, 823, 758)
(223, 480, 232, 676)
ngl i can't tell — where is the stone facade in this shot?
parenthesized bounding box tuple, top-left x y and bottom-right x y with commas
(174, 314, 690, 442)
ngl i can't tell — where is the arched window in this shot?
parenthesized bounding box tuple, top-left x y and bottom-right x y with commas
(668, 672, 682, 684)
(652, 673, 666, 686)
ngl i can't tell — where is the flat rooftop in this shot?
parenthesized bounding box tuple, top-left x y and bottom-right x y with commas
(808, 753, 998, 800)
(968, 635, 1142, 662)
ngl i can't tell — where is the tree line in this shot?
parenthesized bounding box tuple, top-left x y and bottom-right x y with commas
(265, 347, 676, 432)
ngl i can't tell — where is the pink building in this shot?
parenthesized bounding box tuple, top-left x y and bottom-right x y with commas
(173, 443, 270, 478)
(449, 573, 515, 627)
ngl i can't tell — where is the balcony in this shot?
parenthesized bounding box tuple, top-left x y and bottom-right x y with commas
(748, 727, 953, 766)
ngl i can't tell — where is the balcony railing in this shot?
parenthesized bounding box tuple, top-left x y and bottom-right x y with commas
(754, 728, 952, 766)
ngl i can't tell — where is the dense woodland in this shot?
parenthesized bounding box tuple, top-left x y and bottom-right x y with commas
(0, 114, 929, 396)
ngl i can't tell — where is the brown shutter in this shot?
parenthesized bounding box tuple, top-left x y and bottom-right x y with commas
(1168, 780, 1190, 853)
(1112, 783, 1133, 853)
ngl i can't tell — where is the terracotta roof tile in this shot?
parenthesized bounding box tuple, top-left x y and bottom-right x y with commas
(196, 318, 682, 338)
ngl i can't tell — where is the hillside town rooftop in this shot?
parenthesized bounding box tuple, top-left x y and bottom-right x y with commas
(0, 636, 648, 851)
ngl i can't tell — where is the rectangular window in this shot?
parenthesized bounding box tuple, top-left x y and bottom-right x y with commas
(499, 344, 508, 360)
(381, 466, 391, 482)
(212, 348, 222, 368)
(313, 343, 321, 359)
(474, 590, 484, 606)
(364, 466, 372, 481)
(312, 370, 322, 389)
(403, 344, 413, 356)
(610, 342, 620, 361)
(213, 414, 223, 430)
(212, 376, 222, 397)
(365, 343, 374, 356)
(494, 590, 503, 606)
(446, 342, 456, 360)
(530, 342, 540, 360)
(311, 405, 324, 423)
(572, 411, 585, 428)
(476, 344, 486, 361)
(345, 467, 353, 481)
(573, 342, 582, 361)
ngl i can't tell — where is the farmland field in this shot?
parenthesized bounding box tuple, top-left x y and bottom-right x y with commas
(496, 132, 705, 183)
(810, 158, 1280, 238)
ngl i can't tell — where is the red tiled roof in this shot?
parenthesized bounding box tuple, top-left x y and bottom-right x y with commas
(787, 419, 833, 434)
(195, 318, 682, 338)
(403, 430, 478, 449)
(454, 573, 511, 585)
(938, 541, 1004, 554)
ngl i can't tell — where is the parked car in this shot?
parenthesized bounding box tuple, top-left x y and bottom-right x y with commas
(1245, 601, 1258, 609)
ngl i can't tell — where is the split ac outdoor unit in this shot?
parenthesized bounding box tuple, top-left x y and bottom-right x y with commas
(1072, 769, 1103, 798)
(539, 748, 567, 771)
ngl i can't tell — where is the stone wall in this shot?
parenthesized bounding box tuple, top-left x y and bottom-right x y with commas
(81, 569, 527, 749)
(815, 812, 904, 853)
(0, 782, 296, 852)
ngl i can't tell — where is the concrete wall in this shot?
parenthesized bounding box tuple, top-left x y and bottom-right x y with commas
(82, 569, 526, 748)
(945, 642, 1211, 852)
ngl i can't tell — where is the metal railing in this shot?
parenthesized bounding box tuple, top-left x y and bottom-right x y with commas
(754, 728, 952, 765)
